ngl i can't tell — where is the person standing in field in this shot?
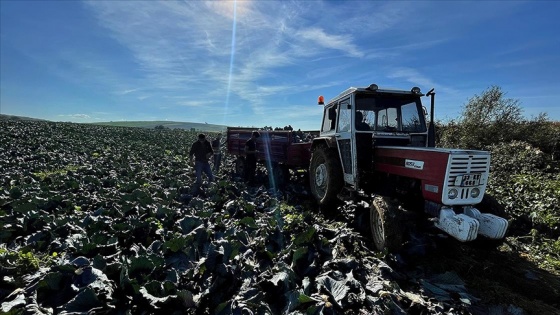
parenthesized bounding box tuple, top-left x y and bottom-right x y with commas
(211, 133, 224, 173)
(189, 133, 214, 186)
(244, 131, 260, 185)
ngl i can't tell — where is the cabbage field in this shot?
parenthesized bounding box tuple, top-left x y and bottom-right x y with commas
(1, 120, 559, 314)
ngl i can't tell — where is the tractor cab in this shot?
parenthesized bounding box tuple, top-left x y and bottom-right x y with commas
(316, 84, 431, 190)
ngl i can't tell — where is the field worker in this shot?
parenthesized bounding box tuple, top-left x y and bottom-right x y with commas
(189, 133, 214, 186)
(244, 131, 260, 185)
(211, 133, 224, 173)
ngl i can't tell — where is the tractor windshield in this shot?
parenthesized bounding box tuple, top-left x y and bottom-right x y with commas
(355, 93, 426, 133)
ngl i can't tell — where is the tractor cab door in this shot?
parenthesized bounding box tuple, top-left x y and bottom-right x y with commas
(335, 98, 357, 187)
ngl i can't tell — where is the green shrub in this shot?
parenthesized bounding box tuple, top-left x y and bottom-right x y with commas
(438, 86, 523, 150)
(437, 86, 559, 162)
(486, 141, 547, 176)
(491, 174, 559, 229)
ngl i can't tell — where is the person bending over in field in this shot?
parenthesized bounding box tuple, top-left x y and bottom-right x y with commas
(189, 133, 214, 186)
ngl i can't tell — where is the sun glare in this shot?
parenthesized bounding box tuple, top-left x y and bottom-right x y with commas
(222, 0, 238, 126)
(208, 0, 252, 21)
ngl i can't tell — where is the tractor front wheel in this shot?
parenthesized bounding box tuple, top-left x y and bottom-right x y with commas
(309, 145, 343, 208)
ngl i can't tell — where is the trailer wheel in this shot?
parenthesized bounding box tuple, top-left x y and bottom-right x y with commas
(235, 157, 246, 177)
(309, 146, 343, 207)
(370, 196, 403, 252)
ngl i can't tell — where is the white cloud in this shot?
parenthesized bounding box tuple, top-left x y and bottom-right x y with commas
(83, 1, 459, 124)
(176, 100, 215, 108)
(58, 114, 91, 119)
(84, 1, 372, 110)
(387, 67, 437, 88)
(117, 88, 139, 95)
(295, 28, 364, 58)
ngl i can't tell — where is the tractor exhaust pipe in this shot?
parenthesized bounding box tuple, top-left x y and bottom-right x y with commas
(426, 88, 435, 147)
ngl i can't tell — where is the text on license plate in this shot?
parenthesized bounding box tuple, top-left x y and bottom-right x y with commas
(454, 174, 482, 187)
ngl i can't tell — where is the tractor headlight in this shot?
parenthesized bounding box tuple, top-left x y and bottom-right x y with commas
(471, 188, 480, 198)
(448, 189, 458, 199)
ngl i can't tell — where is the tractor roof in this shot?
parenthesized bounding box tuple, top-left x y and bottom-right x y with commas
(325, 85, 424, 106)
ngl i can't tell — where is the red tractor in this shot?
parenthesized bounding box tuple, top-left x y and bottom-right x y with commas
(308, 84, 508, 251)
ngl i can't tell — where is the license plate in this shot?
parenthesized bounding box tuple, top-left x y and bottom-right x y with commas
(454, 174, 481, 187)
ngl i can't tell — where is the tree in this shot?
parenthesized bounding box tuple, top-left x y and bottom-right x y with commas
(438, 86, 559, 162)
(519, 114, 560, 161)
(439, 86, 524, 149)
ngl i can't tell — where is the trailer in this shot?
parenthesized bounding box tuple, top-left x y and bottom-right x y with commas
(226, 127, 319, 184)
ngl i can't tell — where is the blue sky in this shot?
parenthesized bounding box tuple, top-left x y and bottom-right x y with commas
(1, 1, 559, 130)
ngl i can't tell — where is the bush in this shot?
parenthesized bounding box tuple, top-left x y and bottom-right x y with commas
(486, 141, 548, 176)
(490, 173, 559, 236)
(439, 86, 523, 150)
(518, 115, 560, 161)
(485, 141, 560, 238)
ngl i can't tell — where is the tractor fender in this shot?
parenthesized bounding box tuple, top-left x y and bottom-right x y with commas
(311, 136, 337, 152)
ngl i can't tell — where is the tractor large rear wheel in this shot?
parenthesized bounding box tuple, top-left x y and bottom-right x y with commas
(309, 146, 343, 207)
(370, 196, 404, 252)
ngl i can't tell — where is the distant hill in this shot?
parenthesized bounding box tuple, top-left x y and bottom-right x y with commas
(0, 114, 46, 121)
(1, 115, 228, 132)
(92, 120, 227, 132)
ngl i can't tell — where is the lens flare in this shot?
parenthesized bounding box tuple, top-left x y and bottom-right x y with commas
(223, 0, 237, 125)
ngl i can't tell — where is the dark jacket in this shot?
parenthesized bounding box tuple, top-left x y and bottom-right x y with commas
(245, 138, 257, 161)
(189, 140, 213, 162)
